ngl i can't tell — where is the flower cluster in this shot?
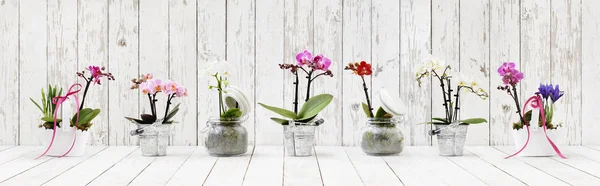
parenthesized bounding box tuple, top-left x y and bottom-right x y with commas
(497, 62, 523, 86)
(131, 74, 188, 97)
(77, 66, 115, 85)
(345, 61, 372, 76)
(455, 75, 489, 100)
(416, 56, 448, 87)
(537, 84, 564, 103)
(296, 50, 332, 72)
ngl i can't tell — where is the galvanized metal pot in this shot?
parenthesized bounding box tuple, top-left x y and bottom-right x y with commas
(136, 123, 172, 157)
(283, 119, 323, 157)
(431, 123, 469, 156)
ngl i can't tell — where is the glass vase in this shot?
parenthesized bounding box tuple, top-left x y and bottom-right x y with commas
(283, 120, 318, 157)
(204, 117, 248, 156)
(431, 122, 469, 156)
(361, 118, 404, 155)
(136, 122, 172, 157)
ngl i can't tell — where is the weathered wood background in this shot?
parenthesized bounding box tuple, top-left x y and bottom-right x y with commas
(0, 0, 597, 146)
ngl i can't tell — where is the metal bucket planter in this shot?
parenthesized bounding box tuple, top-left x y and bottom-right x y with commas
(361, 118, 404, 156)
(430, 123, 469, 156)
(283, 119, 323, 157)
(134, 123, 172, 157)
(204, 117, 248, 157)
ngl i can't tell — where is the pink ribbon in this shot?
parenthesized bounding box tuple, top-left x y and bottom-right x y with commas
(505, 94, 566, 159)
(36, 84, 82, 159)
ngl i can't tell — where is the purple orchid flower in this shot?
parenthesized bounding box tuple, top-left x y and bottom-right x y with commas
(536, 84, 552, 100)
(550, 84, 564, 103)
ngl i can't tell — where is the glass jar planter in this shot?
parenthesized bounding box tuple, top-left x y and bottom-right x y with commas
(283, 119, 323, 156)
(361, 118, 404, 155)
(204, 117, 248, 156)
(134, 122, 172, 157)
(430, 122, 469, 156)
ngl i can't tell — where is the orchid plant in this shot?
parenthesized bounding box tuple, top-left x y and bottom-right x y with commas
(416, 56, 488, 125)
(30, 85, 63, 129)
(126, 73, 187, 124)
(496, 62, 563, 130)
(72, 66, 115, 131)
(258, 50, 334, 125)
(204, 60, 244, 119)
(344, 61, 392, 119)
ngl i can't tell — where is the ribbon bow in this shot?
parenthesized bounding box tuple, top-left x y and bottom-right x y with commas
(36, 84, 82, 159)
(505, 94, 566, 159)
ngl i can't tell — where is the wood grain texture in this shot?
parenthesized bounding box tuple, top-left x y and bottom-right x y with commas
(314, 146, 363, 186)
(345, 148, 403, 186)
(108, 0, 139, 146)
(342, 0, 371, 146)
(78, 0, 109, 145)
(227, 0, 256, 145)
(582, 0, 600, 145)
(47, 0, 77, 131)
(489, 0, 520, 145)
(19, 0, 47, 145)
(255, 0, 285, 145)
(371, 0, 402, 145)
(169, 0, 197, 146)
(551, 0, 582, 145)
(87, 149, 155, 186)
(400, 0, 432, 146)
(165, 147, 218, 186)
(197, 0, 226, 146)
(460, 0, 490, 145)
(431, 0, 459, 147)
(0, 0, 19, 145)
(128, 147, 195, 186)
(242, 146, 284, 186)
(313, 0, 343, 146)
(203, 147, 254, 186)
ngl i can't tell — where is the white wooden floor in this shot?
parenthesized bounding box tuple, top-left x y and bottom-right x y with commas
(0, 146, 599, 186)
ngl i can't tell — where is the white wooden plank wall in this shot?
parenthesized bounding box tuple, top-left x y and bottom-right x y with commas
(0, 0, 596, 146)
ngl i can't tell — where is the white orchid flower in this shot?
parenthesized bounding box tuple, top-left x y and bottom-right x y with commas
(202, 60, 231, 78)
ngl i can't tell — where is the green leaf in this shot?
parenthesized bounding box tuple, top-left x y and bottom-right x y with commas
(421, 121, 449, 125)
(30, 98, 44, 113)
(258, 103, 297, 119)
(221, 108, 243, 119)
(125, 117, 146, 124)
(460, 118, 487, 124)
(375, 107, 388, 118)
(41, 116, 62, 123)
(79, 109, 101, 125)
(72, 108, 93, 125)
(270, 117, 289, 125)
(164, 108, 179, 123)
(362, 103, 371, 117)
(297, 94, 333, 120)
(432, 117, 448, 123)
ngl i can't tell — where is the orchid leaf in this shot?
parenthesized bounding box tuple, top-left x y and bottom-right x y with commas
(375, 107, 388, 118)
(78, 109, 100, 125)
(140, 114, 157, 123)
(270, 117, 289, 125)
(221, 108, 243, 119)
(460, 118, 487, 124)
(361, 103, 370, 117)
(297, 94, 333, 120)
(258, 103, 298, 119)
(125, 117, 146, 124)
(41, 116, 62, 123)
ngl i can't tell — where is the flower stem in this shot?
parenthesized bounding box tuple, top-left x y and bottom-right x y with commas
(433, 71, 450, 121)
(147, 94, 154, 117)
(511, 85, 527, 126)
(453, 86, 462, 122)
(305, 70, 314, 102)
(361, 76, 374, 118)
(446, 78, 453, 122)
(293, 71, 299, 114)
(162, 94, 174, 123)
(78, 76, 93, 111)
(217, 76, 226, 116)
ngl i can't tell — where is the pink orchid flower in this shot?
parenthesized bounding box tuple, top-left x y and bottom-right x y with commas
(148, 79, 163, 94)
(89, 66, 103, 84)
(163, 81, 179, 95)
(313, 54, 331, 71)
(295, 50, 313, 66)
(144, 73, 153, 80)
(176, 86, 188, 97)
(140, 82, 151, 95)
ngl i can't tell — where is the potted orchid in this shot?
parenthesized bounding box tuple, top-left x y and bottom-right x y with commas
(497, 62, 565, 157)
(34, 66, 114, 157)
(202, 60, 251, 157)
(416, 56, 488, 156)
(258, 50, 334, 156)
(126, 73, 187, 156)
(345, 61, 406, 156)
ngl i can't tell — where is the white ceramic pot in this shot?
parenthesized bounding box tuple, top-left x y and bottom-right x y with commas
(40, 128, 88, 157)
(512, 129, 559, 157)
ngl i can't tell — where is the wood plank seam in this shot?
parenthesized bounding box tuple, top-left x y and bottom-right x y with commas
(445, 156, 490, 185)
(38, 146, 111, 185)
(343, 148, 366, 185)
(164, 146, 198, 184)
(382, 157, 405, 186)
(0, 157, 55, 183)
(312, 146, 325, 185)
(491, 146, 571, 186)
(125, 155, 158, 185)
(240, 146, 257, 185)
(549, 156, 600, 180)
(463, 148, 528, 185)
(201, 156, 220, 185)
